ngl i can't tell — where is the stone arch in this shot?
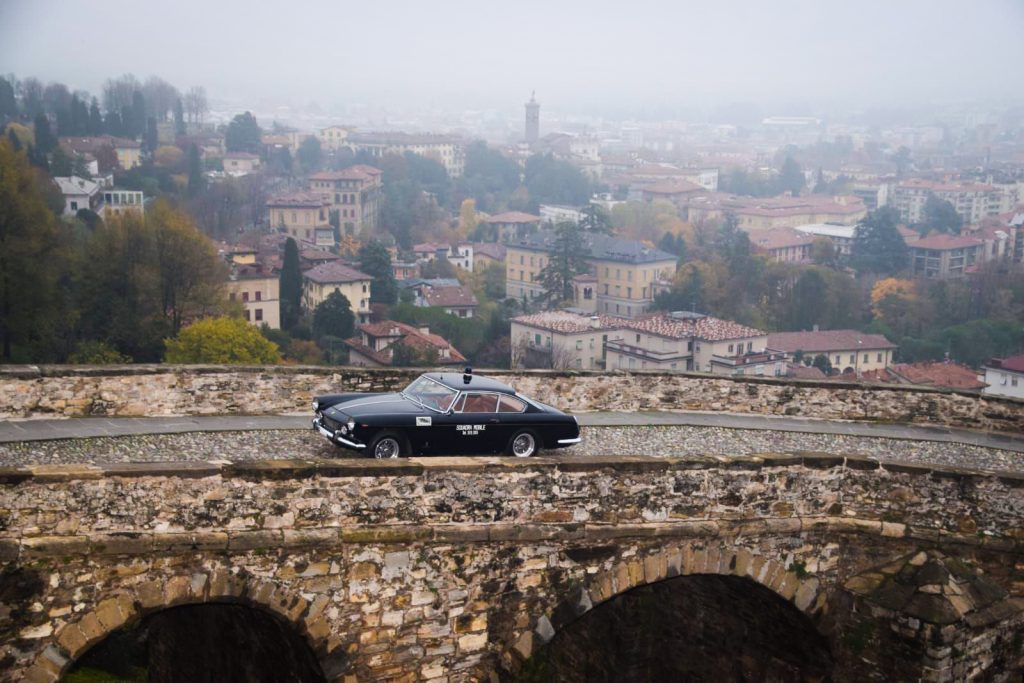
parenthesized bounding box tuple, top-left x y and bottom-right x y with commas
(24, 569, 337, 683)
(503, 543, 826, 671)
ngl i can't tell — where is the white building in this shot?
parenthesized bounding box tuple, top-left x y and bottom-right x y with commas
(53, 176, 101, 217)
(99, 189, 145, 219)
(982, 356, 1024, 400)
(539, 204, 584, 225)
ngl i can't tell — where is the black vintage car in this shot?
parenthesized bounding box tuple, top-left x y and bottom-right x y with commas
(312, 369, 581, 458)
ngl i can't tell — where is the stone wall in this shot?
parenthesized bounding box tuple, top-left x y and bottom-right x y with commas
(2, 365, 1023, 433)
(1, 454, 1022, 681)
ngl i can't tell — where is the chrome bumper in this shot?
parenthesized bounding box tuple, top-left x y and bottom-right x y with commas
(558, 437, 582, 445)
(312, 417, 365, 449)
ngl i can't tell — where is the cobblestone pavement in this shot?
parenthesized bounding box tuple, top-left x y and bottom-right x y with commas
(1, 425, 1022, 474)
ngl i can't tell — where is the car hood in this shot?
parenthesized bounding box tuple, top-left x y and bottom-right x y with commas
(324, 393, 424, 419)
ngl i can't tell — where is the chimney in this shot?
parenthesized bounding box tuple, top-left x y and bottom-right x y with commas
(590, 316, 601, 329)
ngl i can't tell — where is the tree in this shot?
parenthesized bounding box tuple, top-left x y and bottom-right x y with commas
(128, 90, 146, 138)
(810, 237, 838, 267)
(812, 354, 832, 375)
(33, 113, 54, 154)
(164, 316, 280, 364)
(658, 232, 686, 264)
(225, 111, 261, 154)
(579, 203, 613, 234)
(142, 76, 180, 122)
(144, 116, 158, 154)
(186, 143, 204, 197)
(851, 207, 909, 275)
(778, 156, 804, 196)
(183, 86, 208, 124)
(6, 128, 21, 152)
(522, 153, 591, 210)
(359, 240, 398, 305)
(173, 98, 186, 136)
(88, 98, 103, 135)
(0, 139, 67, 360)
(537, 221, 591, 304)
(918, 194, 962, 235)
(297, 136, 322, 171)
(458, 198, 479, 238)
(279, 238, 303, 330)
(390, 340, 439, 367)
(313, 291, 355, 341)
(0, 76, 16, 121)
(102, 74, 140, 117)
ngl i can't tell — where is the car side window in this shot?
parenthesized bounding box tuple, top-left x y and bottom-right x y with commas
(498, 395, 527, 413)
(451, 394, 466, 413)
(458, 393, 499, 413)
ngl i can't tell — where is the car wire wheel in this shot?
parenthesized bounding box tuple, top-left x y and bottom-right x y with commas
(373, 436, 401, 459)
(510, 431, 537, 458)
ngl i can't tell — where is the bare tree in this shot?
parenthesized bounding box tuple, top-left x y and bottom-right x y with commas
(143, 76, 180, 121)
(102, 74, 140, 114)
(549, 343, 577, 371)
(183, 86, 208, 125)
(19, 77, 43, 116)
(510, 335, 530, 369)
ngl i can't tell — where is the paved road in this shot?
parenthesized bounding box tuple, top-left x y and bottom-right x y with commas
(2, 412, 1022, 453)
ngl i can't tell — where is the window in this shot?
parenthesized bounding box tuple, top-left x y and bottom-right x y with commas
(747, 342, 752, 352)
(255, 309, 263, 321)
(229, 293, 236, 301)
(458, 393, 499, 413)
(70, 201, 78, 211)
(627, 270, 633, 281)
(728, 344, 734, 353)
(835, 356, 841, 365)
(863, 354, 869, 363)
(603, 284, 609, 295)
(636, 334, 641, 343)
(849, 354, 855, 363)
(535, 334, 541, 345)
(1013, 377, 1019, 387)
(520, 255, 524, 265)
(255, 291, 262, 302)
(244, 310, 251, 321)
(498, 395, 527, 413)
(877, 353, 882, 362)
(576, 358, 582, 368)
(242, 292, 249, 303)
(576, 340, 583, 350)
(627, 287, 632, 298)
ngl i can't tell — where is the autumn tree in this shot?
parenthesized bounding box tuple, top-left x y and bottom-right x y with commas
(0, 139, 68, 360)
(537, 221, 590, 305)
(870, 278, 918, 338)
(164, 316, 280, 364)
(458, 198, 479, 238)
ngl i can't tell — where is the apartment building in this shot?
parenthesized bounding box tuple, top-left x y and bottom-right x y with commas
(510, 310, 783, 375)
(682, 194, 867, 231)
(982, 355, 1024, 400)
(907, 233, 986, 278)
(345, 321, 466, 368)
(309, 165, 383, 237)
(752, 228, 817, 263)
(316, 126, 351, 151)
(347, 132, 465, 177)
(301, 262, 372, 321)
(891, 179, 1013, 226)
(505, 231, 677, 318)
(267, 192, 335, 247)
(226, 264, 281, 329)
(484, 212, 541, 243)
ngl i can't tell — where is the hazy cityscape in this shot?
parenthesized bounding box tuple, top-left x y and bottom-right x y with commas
(2, 1, 1024, 681)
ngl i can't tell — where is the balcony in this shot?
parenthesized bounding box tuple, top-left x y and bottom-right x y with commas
(709, 349, 787, 367)
(605, 340, 690, 362)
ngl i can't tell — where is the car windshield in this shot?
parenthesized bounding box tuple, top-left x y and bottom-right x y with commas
(401, 376, 459, 413)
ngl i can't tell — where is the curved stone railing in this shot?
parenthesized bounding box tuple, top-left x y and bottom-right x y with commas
(1, 364, 1023, 433)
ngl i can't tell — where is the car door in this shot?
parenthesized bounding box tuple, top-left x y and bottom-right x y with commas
(450, 391, 502, 454)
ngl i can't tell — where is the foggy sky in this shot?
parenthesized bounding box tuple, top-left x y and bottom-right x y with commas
(2, 0, 1023, 116)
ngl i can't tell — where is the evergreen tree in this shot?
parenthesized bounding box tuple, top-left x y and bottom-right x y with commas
(778, 156, 804, 195)
(7, 128, 21, 153)
(538, 221, 591, 304)
(33, 113, 55, 154)
(0, 77, 16, 121)
(130, 90, 146, 139)
(297, 136, 322, 170)
(88, 98, 103, 135)
(173, 98, 186, 136)
(358, 240, 398, 305)
(187, 143, 205, 197)
(851, 207, 909, 275)
(919, 194, 963, 235)
(579, 204, 613, 234)
(279, 238, 303, 330)
(225, 111, 261, 154)
(144, 116, 158, 154)
(312, 291, 355, 341)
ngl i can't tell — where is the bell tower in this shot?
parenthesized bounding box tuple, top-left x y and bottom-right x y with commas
(525, 91, 539, 144)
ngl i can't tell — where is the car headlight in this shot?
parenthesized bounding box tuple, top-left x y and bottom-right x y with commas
(346, 418, 356, 431)
(312, 400, 319, 411)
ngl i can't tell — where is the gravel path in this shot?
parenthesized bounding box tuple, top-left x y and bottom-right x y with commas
(1, 425, 1022, 474)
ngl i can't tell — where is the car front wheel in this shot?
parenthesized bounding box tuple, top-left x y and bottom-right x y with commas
(369, 433, 403, 459)
(507, 430, 539, 458)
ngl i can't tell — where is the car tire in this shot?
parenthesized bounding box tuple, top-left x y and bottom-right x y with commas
(369, 432, 404, 459)
(507, 430, 540, 458)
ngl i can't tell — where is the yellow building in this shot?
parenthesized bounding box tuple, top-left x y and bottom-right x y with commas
(302, 261, 373, 322)
(226, 267, 281, 329)
(317, 126, 351, 152)
(505, 231, 677, 318)
(347, 132, 465, 177)
(682, 193, 867, 231)
(767, 330, 897, 374)
(223, 152, 262, 175)
(308, 165, 383, 237)
(267, 192, 335, 247)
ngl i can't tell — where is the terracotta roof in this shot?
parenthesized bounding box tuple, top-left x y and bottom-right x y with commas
(767, 330, 897, 353)
(909, 234, 984, 250)
(511, 230, 676, 265)
(267, 191, 328, 208)
(988, 355, 1024, 373)
(472, 243, 506, 261)
(897, 178, 995, 193)
(786, 363, 827, 380)
(862, 362, 985, 390)
(60, 135, 140, 152)
(485, 211, 541, 224)
(303, 261, 372, 284)
(511, 311, 623, 334)
(300, 249, 340, 263)
(224, 152, 260, 160)
(752, 228, 816, 251)
(641, 179, 705, 195)
(512, 310, 764, 342)
(413, 242, 447, 253)
(345, 320, 465, 366)
(420, 285, 478, 308)
(309, 164, 382, 182)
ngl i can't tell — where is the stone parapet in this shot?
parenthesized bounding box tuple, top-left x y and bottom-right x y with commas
(1, 365, 1022, 432)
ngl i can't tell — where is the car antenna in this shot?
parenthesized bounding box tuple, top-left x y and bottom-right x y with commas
(463, 366, 473, 384)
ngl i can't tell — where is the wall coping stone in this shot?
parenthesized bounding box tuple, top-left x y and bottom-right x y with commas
(2, 363, 1021, 406)
(3, 453, 1023, 486)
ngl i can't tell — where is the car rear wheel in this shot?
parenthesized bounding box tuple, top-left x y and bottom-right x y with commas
(507, 430, 539, 458)
(370, 432, 403, 459)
